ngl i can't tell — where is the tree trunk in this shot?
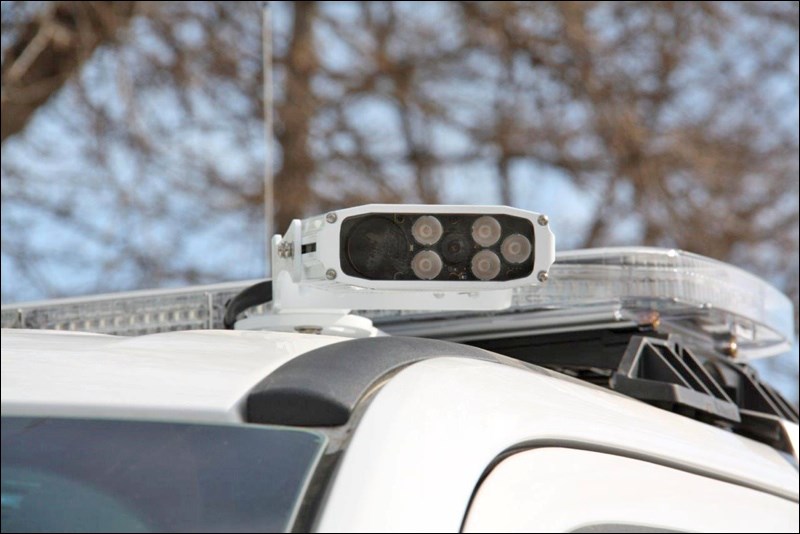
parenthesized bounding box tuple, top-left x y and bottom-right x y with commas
(273, 1, 318, 232)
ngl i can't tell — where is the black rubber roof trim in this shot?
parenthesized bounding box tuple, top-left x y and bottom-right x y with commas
(223, 280, 272, 329)
(245, 336, 502, 427)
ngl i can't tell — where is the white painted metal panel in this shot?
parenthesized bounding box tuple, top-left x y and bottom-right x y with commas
(1, 328, 346, 423)
(464, 448, 799, 532)
(318, 357, 799, 532)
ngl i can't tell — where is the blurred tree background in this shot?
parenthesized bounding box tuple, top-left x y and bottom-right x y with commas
(1, 1, 798, 395)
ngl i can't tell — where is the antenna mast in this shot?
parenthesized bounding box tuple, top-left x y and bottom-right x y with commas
(262, 1, 274, 276)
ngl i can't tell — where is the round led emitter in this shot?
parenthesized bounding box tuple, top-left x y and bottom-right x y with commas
(471, 216, 502, 247)
(411, 250, 443, 280)
(501, 234, 532, 264)
(412, 216, 443, 245)
(471, 250, 501, 280)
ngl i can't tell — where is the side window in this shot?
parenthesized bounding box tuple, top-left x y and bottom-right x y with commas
(463, 448, 798, 533)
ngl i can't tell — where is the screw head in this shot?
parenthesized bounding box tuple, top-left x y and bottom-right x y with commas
(636, 311, 661, 329)
(326, 268, 337, 280)
(537, 270, 549, 282)
(326, 212, 338, 223)
(537, 214, 549, 226)
(717, 336, 738, 358)
(277, 241, 293, 258)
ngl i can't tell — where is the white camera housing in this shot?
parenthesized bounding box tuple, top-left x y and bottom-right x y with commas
(267, 204, 555, 313)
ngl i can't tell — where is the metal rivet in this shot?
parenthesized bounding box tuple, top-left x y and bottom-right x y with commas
(326, 269, 337, 280)
(537, 214, 549, 226)
(326, 212, 338, 223)
(537, 270, 549, 282)
(717, 337, 738, 358)
(636, 311, 661, 329)
(277, 241, 293, 258)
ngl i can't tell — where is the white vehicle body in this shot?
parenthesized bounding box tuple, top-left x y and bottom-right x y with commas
(2, 208, 798, 532)
(2, 328, 797, 532)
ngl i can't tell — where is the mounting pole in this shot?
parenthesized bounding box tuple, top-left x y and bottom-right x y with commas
(262, 1, 274, 277)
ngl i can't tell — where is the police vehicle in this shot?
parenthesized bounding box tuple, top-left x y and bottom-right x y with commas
(2, 205, 798, 532)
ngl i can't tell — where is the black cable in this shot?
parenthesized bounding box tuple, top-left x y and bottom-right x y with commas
(223, 280, 273, 329)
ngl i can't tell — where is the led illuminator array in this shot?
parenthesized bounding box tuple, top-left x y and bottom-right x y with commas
(339, 212, 535, 282)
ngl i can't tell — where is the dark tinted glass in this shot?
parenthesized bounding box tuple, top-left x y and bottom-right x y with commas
(1, 417, 326, 533)
(339, 212, 535, 281)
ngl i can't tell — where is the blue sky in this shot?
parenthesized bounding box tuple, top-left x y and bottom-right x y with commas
(1, 1, 797, 401)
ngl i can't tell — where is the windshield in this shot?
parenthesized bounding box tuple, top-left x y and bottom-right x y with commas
(0, 417, 326, 533)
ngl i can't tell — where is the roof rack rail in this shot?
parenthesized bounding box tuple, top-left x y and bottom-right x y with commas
(245, 337, 504, 426)
(611, 335, 741, 424)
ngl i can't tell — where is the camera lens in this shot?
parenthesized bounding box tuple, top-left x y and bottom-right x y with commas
(345, 216, 411, 279)
(441, 233, 471, 264)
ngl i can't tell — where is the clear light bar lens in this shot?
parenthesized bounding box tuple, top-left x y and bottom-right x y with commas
(1, 282, 258, 336)
(514, 247, 795, 359)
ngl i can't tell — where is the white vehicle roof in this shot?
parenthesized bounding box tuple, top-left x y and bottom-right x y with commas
(1, 328, 346, 423)
(2, 326, 797, 517)
(319, 356, 798, 531)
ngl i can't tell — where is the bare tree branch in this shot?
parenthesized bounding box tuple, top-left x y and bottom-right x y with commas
(1, 1, 137, 141)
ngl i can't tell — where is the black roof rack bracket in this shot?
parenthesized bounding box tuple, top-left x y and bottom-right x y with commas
(245, 337, 501, 426)
(610, 336, 740, 424)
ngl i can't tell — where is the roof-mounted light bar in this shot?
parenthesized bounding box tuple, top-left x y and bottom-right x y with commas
(521, 247, 795, 360)
(0, 280, 258, 336)
(3, 212, 790, 360)
(267, 204, 556, 313)
(380, 247, 793, 360)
